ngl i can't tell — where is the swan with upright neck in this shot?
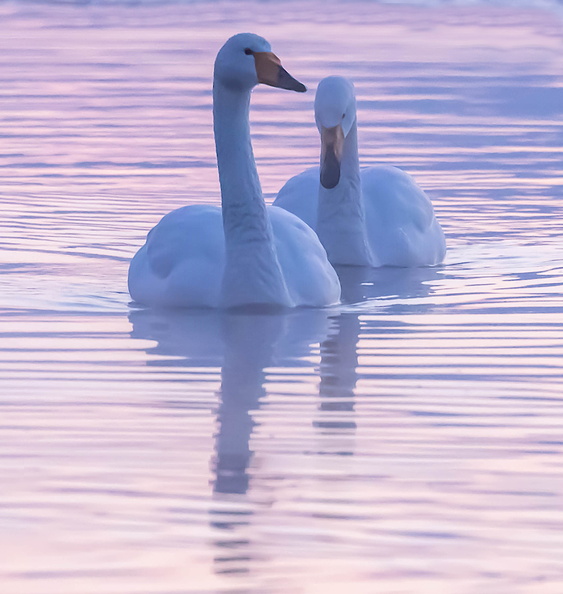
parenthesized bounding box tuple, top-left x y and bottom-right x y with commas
(128, 34, 340, 309)
(274, 76, 446, 268)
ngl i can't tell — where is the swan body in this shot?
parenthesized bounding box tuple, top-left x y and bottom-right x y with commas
(274, 76, 446, 268)
(129, 202, 339, 308)
(128, 34, 340, 309)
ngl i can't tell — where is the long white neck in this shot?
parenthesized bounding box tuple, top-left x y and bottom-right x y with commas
(213, 80, 292, 308)
(316, 120, 374, 267)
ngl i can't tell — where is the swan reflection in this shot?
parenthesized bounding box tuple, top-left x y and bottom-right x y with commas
(128, 266, 441, 470)
(129, 307, 335, 574)
(315, 313, 360, 457)
(128, 264, 440, 576)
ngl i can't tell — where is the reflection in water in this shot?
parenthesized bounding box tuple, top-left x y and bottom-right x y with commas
(213, 314, 285, 496)
(128, 265, 447, 572)
(315, 314, 359, 453)
(211, 314, 285, 576)
(128, 264, 438, 578)
(3, 2, 563, 590)
(313, 266, 442, 455)
(129, 307, 335, 576)
(129, 309, 295, 490)
(336, 264, 443, 307)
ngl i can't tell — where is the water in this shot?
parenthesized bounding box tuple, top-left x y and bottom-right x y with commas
(1, 1, 563, 592)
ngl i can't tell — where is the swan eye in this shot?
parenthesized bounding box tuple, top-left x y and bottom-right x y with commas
(244, 48, 253, 55)
(342, 113, 346, 119)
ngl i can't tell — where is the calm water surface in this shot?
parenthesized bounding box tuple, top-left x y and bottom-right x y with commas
(1, 1, 563, 592)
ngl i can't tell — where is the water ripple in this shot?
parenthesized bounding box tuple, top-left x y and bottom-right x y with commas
(1, 2, 563, 593)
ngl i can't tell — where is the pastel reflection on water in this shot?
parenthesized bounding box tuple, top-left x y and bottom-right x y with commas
(1, 1, 563, 591)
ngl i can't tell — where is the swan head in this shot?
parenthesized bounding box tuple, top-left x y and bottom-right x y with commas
(314, 76, 357, 189)
(214, 33, 306, 93)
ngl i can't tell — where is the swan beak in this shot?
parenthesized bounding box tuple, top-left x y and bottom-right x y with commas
(320, 124, 344, 189)
(254, 52, 307, 93)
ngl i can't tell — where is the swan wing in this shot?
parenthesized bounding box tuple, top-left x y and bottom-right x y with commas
(273, 166, 320, 229)
(361, 165, 446, 266)
(128, 205, 225, 308)
(268, 205, 340, 307)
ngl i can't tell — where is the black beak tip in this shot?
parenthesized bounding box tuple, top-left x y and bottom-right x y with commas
(277, 66, 307, 93)
(320, 146, 341, 189)
(320, 169, 340, 189)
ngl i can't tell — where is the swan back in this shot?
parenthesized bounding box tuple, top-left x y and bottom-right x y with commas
(360, 166, 445, 266)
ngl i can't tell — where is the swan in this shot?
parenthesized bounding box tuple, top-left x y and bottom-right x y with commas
(128, 34, 340, 309)
(273, 76, 446, 268)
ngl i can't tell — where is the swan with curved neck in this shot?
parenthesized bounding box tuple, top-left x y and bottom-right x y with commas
(274, 76, 446, 268)
(128, 34, 340, 309)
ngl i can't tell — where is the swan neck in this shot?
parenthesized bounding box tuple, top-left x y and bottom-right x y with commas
(213, 82, 262, 218)
(324, 120, 361, 205)
(317, 120, 374, 267)
(213, 80, 291, 307)
(342, 121, 360, 179)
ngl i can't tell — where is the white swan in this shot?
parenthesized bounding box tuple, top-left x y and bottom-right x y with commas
(128, 34, 340, 309)
(273, 76, 446, 268)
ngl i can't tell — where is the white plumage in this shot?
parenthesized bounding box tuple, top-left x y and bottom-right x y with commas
(274, 76, 446, 268)
(128, 34, 340, 309)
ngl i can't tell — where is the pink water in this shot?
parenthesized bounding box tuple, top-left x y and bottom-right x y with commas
(1, 2, 563, 592)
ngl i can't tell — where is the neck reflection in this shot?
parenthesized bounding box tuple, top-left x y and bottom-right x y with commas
(314, 313, 360, 456)
(213, 313, 283, 496)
